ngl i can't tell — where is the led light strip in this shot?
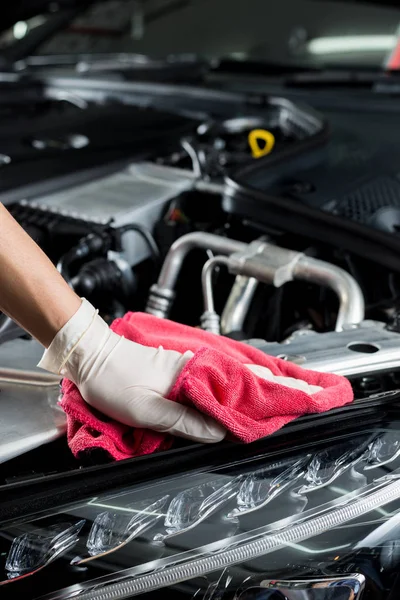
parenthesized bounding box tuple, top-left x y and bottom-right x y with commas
(307, 35, 395, 55)
(55, 476, 400, 600)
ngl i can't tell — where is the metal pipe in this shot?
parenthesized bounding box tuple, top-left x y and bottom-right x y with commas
(202, 257, 221, 316)
(146, 232, 247, 318)
(147, 230, 365, 332)
(293, 256, 365, 331)
(220, 276, 259, 334)
(200, 256, 231, 334)
(158, 233, 247, 291)
(220, 239, 268, 334)
(194, 180, 225, 195)
(181, 139, 202, 178)
(223, 242, 365, 333)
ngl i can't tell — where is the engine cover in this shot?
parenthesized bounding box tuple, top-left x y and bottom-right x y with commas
(16, 162, 196, 266)
(246, 321, 400, 378)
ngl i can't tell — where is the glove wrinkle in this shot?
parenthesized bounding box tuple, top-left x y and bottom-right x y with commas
(40, 301, 351, 460)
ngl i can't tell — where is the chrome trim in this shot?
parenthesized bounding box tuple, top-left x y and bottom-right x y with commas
(255, 573, 365, 598)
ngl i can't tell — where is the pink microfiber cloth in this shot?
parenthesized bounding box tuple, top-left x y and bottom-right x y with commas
(60, 313, 354, 461)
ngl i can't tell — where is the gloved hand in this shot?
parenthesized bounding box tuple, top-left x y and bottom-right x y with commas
(38, 299, 226, 443)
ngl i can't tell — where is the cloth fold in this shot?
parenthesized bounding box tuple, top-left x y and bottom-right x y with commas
(60, 312, 354, 461)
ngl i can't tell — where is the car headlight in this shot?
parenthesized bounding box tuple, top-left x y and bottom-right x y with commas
(1, 427, 400, 600)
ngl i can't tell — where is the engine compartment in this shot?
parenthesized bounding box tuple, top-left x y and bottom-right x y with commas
(3, 86, 400, 481)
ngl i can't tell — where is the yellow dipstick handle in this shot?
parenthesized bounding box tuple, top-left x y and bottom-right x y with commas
(248, 129, 275, 158)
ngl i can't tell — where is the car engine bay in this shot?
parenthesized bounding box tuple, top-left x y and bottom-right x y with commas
(4, 0, 400, 595)
(2, 81, 400, 482)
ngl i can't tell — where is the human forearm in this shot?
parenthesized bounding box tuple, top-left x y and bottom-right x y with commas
(0, 203, 81, 347)
(0, 205, 226, 444)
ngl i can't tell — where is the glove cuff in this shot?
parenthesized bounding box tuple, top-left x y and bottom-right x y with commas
(37, 298, 98, 374)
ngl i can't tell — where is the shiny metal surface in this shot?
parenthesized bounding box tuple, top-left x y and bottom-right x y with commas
(220, 239, 267, 335)
(258, 573, 365, 598)
(246, 321, 400, 377)
(220, 276, 259, 334)
(0, 338, 59, 386)
(226, 241, 364, 332)
(0, 314, 24, 345)
(22, 162, 196, 267)
(294, 255, 365, 331)
(220, 237, 269, 335)
(0, 337, 66, 462)
(200, 256, 231, 334)
(0, 380, 66, 464)
(148, 232, 364, 331)
(228, 240, 302, 285)
(146, 232, 247, 318)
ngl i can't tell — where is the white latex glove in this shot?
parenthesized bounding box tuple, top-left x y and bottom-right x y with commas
(244, 364, 322, 395)
(38, 299, 226, 443)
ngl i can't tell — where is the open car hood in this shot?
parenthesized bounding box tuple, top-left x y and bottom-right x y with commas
(2, 0, 400, 34)
(0, 0, 99, 34)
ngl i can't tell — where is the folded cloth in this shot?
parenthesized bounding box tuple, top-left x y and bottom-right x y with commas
(60, 312, 354, 460)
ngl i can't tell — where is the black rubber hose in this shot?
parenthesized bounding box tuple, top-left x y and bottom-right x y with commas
(57, 232, 111, 286)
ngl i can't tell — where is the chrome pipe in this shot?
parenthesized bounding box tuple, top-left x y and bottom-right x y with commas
(293, 256, 365, 332)
(200, 256, 231, 334)
(146, 232, 247, 318)
(223, 242, 365, 333)
(220, 276, 259, 334)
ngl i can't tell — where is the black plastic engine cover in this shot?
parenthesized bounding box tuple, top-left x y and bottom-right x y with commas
(223, 106, 400, 272)
(0, 86, 198, 195)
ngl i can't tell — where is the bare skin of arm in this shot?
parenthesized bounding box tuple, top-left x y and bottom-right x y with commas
(0, 205, 227, 442)
(0, 203, 82, 347)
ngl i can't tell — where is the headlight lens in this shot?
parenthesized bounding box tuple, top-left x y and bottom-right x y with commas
(2, 427, 400, 600)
